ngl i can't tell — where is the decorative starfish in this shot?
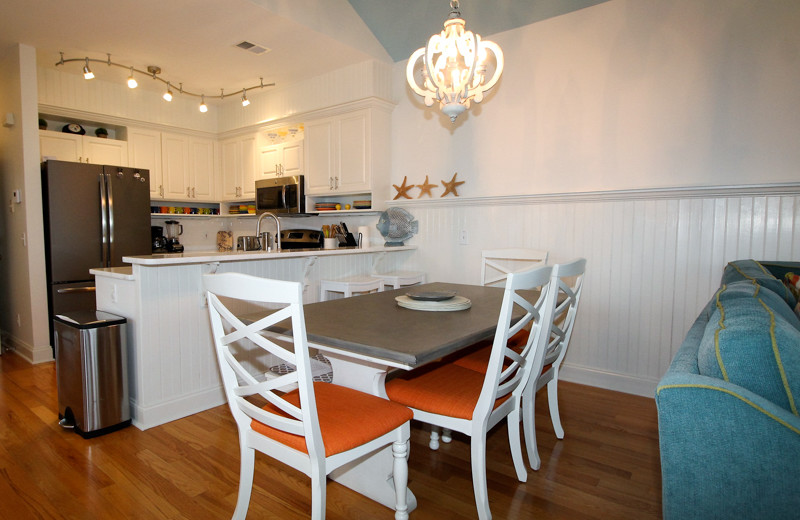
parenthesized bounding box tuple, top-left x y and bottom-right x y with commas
(416, 175, 437, 198)
(393, 176, 414, 200)
(440, 172, 465, 197)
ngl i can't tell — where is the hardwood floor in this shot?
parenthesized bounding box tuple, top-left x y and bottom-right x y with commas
(0, 353, 662, 519)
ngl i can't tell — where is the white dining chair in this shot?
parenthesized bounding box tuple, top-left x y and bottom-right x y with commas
(521, 258, 586, 469)
(384, 265, 555, 520)
(481, 248, 549, 287)
(451, 258, 586, 470)
(432, 247, 549, 448)
(204, 272, 413, 520)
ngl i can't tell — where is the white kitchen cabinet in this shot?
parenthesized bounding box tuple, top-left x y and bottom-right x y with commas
(221, 134, 257, 200)
(160, 133, 216, 201)
(188, 137, 215, 201)
(259, 138, 303, 179)
(40, 130, 128, 167)
(127, 127, 163, 199)
(161, 133, 190, 200)
(304, 107, 390, 210)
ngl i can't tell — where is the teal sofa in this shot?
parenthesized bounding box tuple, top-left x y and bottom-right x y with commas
(656, 260, 800, 519)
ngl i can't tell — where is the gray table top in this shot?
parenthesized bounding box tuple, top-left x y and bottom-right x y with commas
(241, 282, 515, 368)
(301, 282, 509, 367)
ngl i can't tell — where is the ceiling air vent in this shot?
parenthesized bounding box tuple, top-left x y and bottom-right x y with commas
(235, 41, 270, 55)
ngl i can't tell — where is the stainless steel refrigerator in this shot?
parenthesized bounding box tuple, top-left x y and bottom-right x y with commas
(41, 160, 151, 345)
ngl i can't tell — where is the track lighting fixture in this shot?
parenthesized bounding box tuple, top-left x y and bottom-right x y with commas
(127, 67, 138, 88)
(56, 53, 276, 110)
(82, 58, 94, 79)
(163, 83, 173, 102)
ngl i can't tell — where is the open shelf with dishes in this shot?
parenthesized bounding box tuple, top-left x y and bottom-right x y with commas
(150, 200, 257, 218)
(307, 193, 379, 215)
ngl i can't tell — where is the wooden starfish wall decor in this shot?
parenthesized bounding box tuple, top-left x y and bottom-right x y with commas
(441, 173, 465, 197)
(416, 175, 437, 198)
(392, 173, 464, 199)
(393, 176, 414, 200)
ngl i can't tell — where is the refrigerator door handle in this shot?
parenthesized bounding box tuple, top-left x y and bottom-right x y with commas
(106, 171, 116, 266)
(56, 286, 97, 294)
(100, 173, 110, 267)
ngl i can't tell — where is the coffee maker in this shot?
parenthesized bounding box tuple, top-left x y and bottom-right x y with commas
(164, 220, 184, 253)
(151, 226, 167, 253)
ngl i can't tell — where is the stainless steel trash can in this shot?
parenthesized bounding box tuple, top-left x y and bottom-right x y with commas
(54, 310, 131, 438)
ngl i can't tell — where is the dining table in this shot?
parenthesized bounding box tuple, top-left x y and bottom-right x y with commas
(242, 281, 519, 514)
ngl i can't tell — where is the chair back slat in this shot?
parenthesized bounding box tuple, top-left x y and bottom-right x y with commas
(475, 264, 555, 417)
(543, 259, 586, 365)
(204, 272, 325, 459)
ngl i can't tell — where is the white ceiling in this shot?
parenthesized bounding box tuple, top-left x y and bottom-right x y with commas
(0, 0, 606, 98)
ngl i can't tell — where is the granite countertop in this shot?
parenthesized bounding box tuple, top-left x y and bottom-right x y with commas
(122, 245, 417, 266)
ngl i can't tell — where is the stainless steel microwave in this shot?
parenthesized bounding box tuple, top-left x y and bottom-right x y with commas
(255, 175, 305, 214)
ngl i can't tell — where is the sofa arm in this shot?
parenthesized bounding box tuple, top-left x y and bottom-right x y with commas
(656, 373, 800, 520)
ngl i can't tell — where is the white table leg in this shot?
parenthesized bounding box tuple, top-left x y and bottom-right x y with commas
(319, 351, 417, 512)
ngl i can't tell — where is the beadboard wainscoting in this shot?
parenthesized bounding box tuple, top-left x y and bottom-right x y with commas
(391, 185, 800, 397)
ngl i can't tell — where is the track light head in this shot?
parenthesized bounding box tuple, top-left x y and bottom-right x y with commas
(241, 88, 250, 107)
(163, 83, 173, 102)
(83, 58, 94, 79)
(199, 94, 208, 113)
(127, 67, 137, 88)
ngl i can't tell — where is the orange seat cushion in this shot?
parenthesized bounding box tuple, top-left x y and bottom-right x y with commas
(251, 382, 413, 457)
(452, 329, 529, 373)
(453, 342, 553, 377)
(385, 363, 511, 420)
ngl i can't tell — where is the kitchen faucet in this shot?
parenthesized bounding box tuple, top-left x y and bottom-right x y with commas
(256, 212, 281, 251)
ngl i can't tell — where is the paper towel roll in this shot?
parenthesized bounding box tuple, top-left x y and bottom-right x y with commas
(357, 226, 371, 248)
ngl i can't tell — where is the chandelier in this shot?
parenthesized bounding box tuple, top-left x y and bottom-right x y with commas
(406, 0, 504, 123)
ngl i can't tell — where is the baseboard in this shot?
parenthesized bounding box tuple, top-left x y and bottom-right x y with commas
(130, 385, 227, 430)
(2, 332, 54, 364)
(560, 363, 659, 399)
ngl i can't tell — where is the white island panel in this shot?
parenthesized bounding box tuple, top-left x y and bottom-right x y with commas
(95, 246, 420, 429)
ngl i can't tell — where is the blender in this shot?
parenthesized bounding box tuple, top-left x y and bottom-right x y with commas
(164, 220, 184, 253)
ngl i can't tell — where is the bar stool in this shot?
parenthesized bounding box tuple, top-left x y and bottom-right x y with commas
(372, 271, 426, 290)
(319, 275, 384, 301)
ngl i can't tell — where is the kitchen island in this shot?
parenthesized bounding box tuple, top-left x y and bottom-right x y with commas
(91, 245, 418, 430)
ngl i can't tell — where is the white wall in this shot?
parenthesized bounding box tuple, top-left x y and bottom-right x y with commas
(388, 0, 800, 396)
(0, 43, 51, 362)
(391, 0, 800, 196)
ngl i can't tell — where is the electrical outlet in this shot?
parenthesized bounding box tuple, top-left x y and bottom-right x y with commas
(459, 229, 469, 245)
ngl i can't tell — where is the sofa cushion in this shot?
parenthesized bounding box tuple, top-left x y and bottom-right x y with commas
(721, 259, 797, 308)
(697, 281, 800, 415)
